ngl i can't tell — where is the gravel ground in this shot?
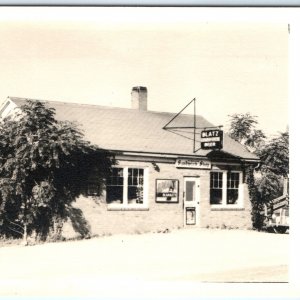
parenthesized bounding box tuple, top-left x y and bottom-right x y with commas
(0, 228, 291, 297)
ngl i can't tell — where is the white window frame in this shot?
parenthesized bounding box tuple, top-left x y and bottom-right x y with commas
(210, 170, 244, 208)
(107, 166, 149, 210)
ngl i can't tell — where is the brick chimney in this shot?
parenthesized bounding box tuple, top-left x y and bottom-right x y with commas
(131, 86, 147, 111)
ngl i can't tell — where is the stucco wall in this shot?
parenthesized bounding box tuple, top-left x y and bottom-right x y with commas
(62, 159, 252, 238)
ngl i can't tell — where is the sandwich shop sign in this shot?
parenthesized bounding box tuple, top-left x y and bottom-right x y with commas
(175, 158, 211, 169)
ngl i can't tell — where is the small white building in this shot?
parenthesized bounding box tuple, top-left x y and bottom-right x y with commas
(0, 87, 259, 235)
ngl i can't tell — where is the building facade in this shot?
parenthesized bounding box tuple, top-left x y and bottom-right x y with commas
(0, 87, 259, 236)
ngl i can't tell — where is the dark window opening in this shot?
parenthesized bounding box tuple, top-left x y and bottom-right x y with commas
(210, 172, 223, 205)
(106, 168, 124, 204)
(227, 172, 239, 204)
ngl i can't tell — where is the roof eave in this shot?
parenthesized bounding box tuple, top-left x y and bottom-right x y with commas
(108, 149, 260, 162)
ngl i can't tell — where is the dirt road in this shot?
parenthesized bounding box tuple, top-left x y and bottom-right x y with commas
(0, 228, 289, 297)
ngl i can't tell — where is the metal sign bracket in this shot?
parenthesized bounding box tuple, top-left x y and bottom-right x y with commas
(162, 98, 223, 153)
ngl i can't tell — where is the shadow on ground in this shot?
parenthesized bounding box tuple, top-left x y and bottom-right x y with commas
(67, 207, 91, 238)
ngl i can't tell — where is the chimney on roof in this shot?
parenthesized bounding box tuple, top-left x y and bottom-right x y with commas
(131, 86, 147, 111)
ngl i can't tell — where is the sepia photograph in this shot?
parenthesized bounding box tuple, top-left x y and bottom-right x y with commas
(0, 6, 297, 299)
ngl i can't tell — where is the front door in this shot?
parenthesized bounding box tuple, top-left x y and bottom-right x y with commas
(183, 177, 200, 226)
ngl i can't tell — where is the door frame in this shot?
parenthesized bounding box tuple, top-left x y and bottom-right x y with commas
(183, 176, 200, 226)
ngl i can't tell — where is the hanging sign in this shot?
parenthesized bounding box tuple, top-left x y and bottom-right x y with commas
(175, 158, 211, 169)
(201, 129, 223, 150)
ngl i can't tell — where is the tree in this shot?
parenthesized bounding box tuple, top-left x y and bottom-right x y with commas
(258, 131, 289, 177)
(0, 100, 113, 244)
(227, 113, 289, 230)
(228, 113, 266, 152)
(255, 130, 289, 203)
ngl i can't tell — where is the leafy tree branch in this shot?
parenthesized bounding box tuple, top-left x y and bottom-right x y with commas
(0, 100, 113, 244)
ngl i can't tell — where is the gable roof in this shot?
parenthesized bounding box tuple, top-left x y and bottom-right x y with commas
(4, 97, 259, 161)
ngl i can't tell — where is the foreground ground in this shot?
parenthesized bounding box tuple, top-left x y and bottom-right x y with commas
(0, 228, 290, 297)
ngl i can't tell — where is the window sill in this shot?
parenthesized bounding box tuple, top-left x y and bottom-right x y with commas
(107, 206, 149, 211)
(210, 206, 245, 211)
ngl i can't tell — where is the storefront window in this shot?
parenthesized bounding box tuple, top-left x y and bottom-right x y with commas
(210, 171, 242, 207)
(106, 167, 146, 207)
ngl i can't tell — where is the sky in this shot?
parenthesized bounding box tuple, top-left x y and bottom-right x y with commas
(0, 7, 291, 138)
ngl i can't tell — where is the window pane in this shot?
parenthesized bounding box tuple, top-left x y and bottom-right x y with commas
(139, 176, 144, 185)
(118, 176, 124, 186)
(210, 172, 223, 204)
(227, 172, 240, 204)
(128, 168, 144, 205)
(107, 167, 124, 204)
(211, 172, 222, 189)
(107, 168, 124, 186)
(128, 168, 144, 186)
(211, 173, 217, 188)
(210, 189, 222, 204)
(227, 189, 238, 204)
(106, 186, 123, 204)
(186, 181, 195, 201)
(128, 186, 144, 204)
(219, 173, 223, 188)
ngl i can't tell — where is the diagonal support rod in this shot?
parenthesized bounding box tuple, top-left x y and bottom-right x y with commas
(162, 97, 224, 153)
(162, 98, 195, 129)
